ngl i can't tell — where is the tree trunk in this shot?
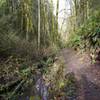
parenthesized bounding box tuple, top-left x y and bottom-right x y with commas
(56, 0, 59, 34)
(38, 0, 40, 51)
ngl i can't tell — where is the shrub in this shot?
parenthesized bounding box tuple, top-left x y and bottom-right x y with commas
(67, 11, 100, 52)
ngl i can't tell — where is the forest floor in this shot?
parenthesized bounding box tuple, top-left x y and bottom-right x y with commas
(0, 48, 100, 100)
(58, 48, 100, 100)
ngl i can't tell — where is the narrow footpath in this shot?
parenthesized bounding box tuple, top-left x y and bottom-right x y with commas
(58, 48, 100, 100)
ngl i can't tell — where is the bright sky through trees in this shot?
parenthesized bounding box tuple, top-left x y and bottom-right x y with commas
(53, 0, 70, 29)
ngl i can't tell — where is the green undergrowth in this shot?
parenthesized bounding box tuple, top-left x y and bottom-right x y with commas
(0, 54, 78, 99)
(0, 53, 56, 99)
(49, 72, 77, 99)
(67, 11, 100, 54)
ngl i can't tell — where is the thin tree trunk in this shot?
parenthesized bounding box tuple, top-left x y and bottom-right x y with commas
(38, 0, 40, 51)
(56, 0, 59, 34)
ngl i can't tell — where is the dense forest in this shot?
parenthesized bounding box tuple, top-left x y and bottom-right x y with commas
(0, 0, 100, 100)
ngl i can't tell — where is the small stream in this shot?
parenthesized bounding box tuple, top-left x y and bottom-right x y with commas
(17, 74, 50, 100)
(35, 76, 49, 100)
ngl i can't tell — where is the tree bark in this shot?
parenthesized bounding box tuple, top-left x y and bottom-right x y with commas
(38, 0, 40, 51)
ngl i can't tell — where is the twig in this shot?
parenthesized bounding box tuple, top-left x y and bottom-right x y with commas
(8, 79, 26, 99)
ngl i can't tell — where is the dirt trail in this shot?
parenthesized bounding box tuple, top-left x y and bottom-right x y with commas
(58, 48, 100, 100)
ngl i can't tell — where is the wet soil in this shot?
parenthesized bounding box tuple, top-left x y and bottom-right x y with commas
(58, 48, 100, 100)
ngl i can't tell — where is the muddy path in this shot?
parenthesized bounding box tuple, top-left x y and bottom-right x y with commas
(58, 48, 100, 100)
